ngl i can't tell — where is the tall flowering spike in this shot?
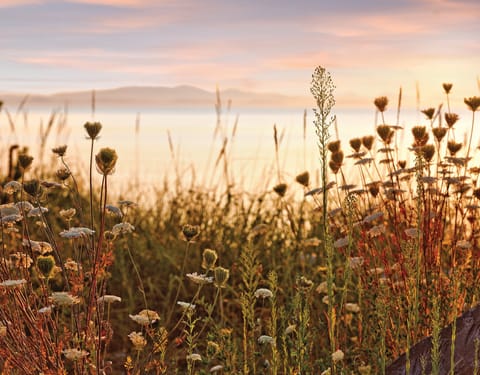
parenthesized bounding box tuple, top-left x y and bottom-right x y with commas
(95, 147, 118, 175)
(84, 121, 102, 140)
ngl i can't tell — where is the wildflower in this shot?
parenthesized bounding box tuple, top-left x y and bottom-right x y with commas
(63, 348, 89, 361)
(27, 206, 48, 217)
(60, 227, 95, 238)
(128, 331, 147, 351)
(332, 349, 344, 362)
(327, 140, 341, 153)
(9, 252, 33, 268)
(1, 213, 22, 223)
(97, 295, 122, 304)
(23, 179, 41, 197)
(106, 204, 123, 218)
(214, 267, 229, 288)
(432, 127, 447, 142)
(64, 258, 80, 272)
(297, 276, 313, 292)
(349, 138, 362, 152)
(285, 324, 296, 335)
(377, 125, 393, 144)
(345, 303, 360, 313)
(18, 154, 34, 171)
(36, 255, 56, 279)
(182, 224, 199, 241)
(3, 181, 22, 194)
(258, 335, 274, 345)
(421, 107, 435, 120)
(207, 341, 221, 355)
(210, 365, 224, 373)
(59, 208, 76, 221)
(273, 183, 287, 197)
(295, 171, 310, 187)
(368, 224, 385, 237)
(38, 306, 53, 314)
(443, 83, 453, 94)
(177, 301, 196, 311)
(202, 248, 218, 270)
(84, 121, 102, 140)
(254, 288, 273, 299)
(374, 96, 388, 112)
(112, 222, 135, 235)
(15, 201, 34, 211)
(95, 147, 118, 175)
(445, 113, 459, 128)
(52, 145, 67, 157)
(362, 135, 375, 150)
(56, 168, 71, 181)
(464, 96, 480, 112)
(316, 281, 335, 294)
(50, 292, 80, 306)
(0, 279, 26, 288)
(129, 309, 160, 325)
(187, 353, 202, 362)
(186, 272, 213, 284)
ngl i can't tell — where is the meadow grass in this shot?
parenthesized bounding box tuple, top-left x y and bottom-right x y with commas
(0, 68, 480, 374)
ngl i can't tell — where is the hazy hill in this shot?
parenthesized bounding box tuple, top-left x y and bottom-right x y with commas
(0, 85, 311, 110)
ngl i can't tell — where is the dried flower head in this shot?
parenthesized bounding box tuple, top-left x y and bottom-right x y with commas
(23, 179, 42, 198)
(349, 138, 362, 152)
(84, 121, 102, 140)
(464, 96, 480, 112)
(36, 255, 56, 279)
(445, 113, 459, 128)
(214, 266, 230, 288)
(254, 288, 273, 299)
(3, 181, 22, 195)
(327, 140, 341, 153)
(128, 331, 147, 351)
(95, 147, 118, 175)
(421, 144, 435, 163)
(332, 349, 345, 362)
(376, 125, 394, 144)
(56, 168, 71, 181)
(182, 224, 199, 241)
(295, 171, 310, 187)
(273, 183, 287, 197)
(18, 154, 34, 171)
(374, 96, 388, 112)
(60, 208, 76, 221)
(421, 108, 435, 120)
(443, 83, 453, 94)
(52, 145, 67, 157)
(331, 150, 344, 166)
(411, 126, 428, 146)
(447, 141, 462, 156)
(432, 127, 447, 143)
(51, 292, 80, 306)
(362, 135, 375, 150)
(202, 248, 218, 270)
(63, 348, 89, 361)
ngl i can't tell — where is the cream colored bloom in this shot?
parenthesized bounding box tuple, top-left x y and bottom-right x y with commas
(210, 365, 223, 373)
(59, 208, 76, 221)
(177, 301, 196, 311)
(332, 349, 344, 362)
(64, 258, 80, 272)
(186, 272, 213, 284)
(258, 335, 274, 345)
(128, 331, 147, 350)
(186, 353, 202, 362)
(97, 295, 122, 304)
(345, 303, 360, 313)
(112, 222, 135, 235)
(254, 288, 273, 299)
(129, 309, 160, 325)
(50, 292, 80, 306)
(0, 279, 26, 288)
(63, 348, 89, 361)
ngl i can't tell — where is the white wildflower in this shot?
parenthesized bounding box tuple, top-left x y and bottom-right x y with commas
(97, 295, 122, 304)
(112, 222, 135, 235)
(332, 349, 344, 362)
(186, 272, 213, 284)
(187, 353, 202, 361)
(258, 335, 274, 345)
(63, 348, 89, 361)
(27, 206, 48, 217)
(254, 288, 273, 299)
(177, 301, 196, 311)
(3, 181, 22, 194)
(345, 303, 360, 313)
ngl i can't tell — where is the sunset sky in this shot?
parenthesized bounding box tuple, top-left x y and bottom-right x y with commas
(0, 0, 479, 107)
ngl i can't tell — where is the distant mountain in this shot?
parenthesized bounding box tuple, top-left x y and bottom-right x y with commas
(0, 85, 312, 110)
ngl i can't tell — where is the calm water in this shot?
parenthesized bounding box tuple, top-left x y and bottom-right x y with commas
(1, 105, 473, 197)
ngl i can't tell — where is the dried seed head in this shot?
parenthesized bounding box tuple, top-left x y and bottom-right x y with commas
(411, 126, 429, 147)
(182, 224, 199, 241)
(18, 154, 34, 171)
(295, 171, 309, 187)
(330, 150, 344, 166)
(464, 96, 480, 112)
(329, 161, 341, 174)
(84, 121, 102, 140)
(327, 140, 341, 153)
(202, 248, 218, 270)
(421, 144, 435, 163)
(52, 145, 67, 157)
(447, 141, 462, 156)
(443, 83, 453, 94)
(368, 183, 380, 197)
(214, 267, 229, 288)
(374, 96, 388, 112)
(349, 138, 362, 152)
(398, 160, 407, 169)
(36, 255, 56, 279)
(473, 188, 480, 200)
(377, 125, 394, 144)
(273, 183, 287, 197)
(297, 276, 314, 292)
(23, 179, 42, 198)
(56, 168, 71, 181)
(361, 135, 375, 150)
(95, 147, 118, 175)
(432, 127, 447, 143)
(421, 108, 435, 120)
(445, 113, 459, 128)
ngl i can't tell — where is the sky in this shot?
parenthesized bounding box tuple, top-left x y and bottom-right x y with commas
(0, 0, 479, 108)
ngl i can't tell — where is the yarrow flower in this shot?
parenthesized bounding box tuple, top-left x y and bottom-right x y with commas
(23, 239, 53, 255)
(129, 309, 160, 325)
(258, 335, 274, 345)
(345, 303, 361, 313)
(97, 295, 122, 304)
(186, 272, 213, 284)
(50, 292, 80, 306)
(128, 331, 147, 350)
(177, 301, 196, 311)
(254, 288, 273, 299)
(186, 353, 202, 362)
(0, 279, 26, 288)
(63, 348, 89, 361)
(3, 181, 22, 194)
(59, 227, 95, 238)
(332, 349, 345, 362)
(112, 222, 135, 235)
